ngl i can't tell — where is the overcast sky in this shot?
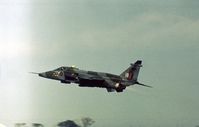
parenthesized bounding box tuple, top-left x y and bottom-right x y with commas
(0, 0, 199, 127)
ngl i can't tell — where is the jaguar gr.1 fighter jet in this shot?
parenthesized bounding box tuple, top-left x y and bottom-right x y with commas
(31, 60, 151, 92)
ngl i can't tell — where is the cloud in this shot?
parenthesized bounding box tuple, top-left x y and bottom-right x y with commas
(88, 12, 199, 49)
(0, 42, 32, 59)
(0, 123, 7, 127)
(31, 11, 199, 59)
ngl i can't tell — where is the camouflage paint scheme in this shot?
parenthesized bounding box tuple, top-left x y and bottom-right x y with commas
(35, 60, 151, 92)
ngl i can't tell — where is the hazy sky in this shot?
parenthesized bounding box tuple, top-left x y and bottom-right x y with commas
(0, 0, 199, 127)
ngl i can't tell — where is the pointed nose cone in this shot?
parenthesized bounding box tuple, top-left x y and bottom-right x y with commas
(39, 72, 47, 78)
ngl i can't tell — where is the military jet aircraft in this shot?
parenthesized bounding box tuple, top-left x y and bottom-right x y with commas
(31, 60, 151, 92)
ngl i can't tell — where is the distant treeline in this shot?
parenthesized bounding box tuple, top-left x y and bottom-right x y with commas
(14, 117, 95, 127)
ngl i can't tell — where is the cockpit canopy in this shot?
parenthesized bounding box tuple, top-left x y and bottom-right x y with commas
(54, 66, 79, 71)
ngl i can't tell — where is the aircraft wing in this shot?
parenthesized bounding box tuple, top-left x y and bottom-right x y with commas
(78, 73, 118, 92)
(78, 73, 104, 81)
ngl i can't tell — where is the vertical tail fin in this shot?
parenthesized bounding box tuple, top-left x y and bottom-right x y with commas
(120, 60, 142, 81)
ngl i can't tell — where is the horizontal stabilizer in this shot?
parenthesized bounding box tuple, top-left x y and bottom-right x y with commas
(136, 82, 152, 88)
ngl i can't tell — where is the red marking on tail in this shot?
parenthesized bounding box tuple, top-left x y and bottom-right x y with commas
(127, 72, 133, 80)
